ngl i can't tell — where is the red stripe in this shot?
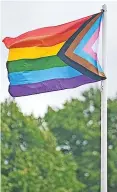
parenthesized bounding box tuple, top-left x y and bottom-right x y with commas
(3, 15, 92, 48)
(4, 29, 76, 48)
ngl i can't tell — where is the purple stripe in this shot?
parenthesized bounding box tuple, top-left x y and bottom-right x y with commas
(9, 75, 97, 97)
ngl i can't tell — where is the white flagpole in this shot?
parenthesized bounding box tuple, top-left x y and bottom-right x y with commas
(101, 4, 107, 192)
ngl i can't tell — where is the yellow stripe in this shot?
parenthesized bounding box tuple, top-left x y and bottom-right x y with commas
(8, 42, 65, 61)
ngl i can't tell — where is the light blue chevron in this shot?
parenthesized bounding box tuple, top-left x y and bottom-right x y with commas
(73, 15, 103, 73)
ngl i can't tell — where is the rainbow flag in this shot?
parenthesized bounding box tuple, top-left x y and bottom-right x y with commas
(3, 11, 106, 97)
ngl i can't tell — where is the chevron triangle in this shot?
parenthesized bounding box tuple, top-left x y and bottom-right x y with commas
(84, 35, 101, 72)
(58, 12, 106, 81)
(84, 28, 99, 60)
(73, 15, 103, 72)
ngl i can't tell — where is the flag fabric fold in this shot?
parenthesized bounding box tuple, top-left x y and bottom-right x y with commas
(3, 11, 106, 97)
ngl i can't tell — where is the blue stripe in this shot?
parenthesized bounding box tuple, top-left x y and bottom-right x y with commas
(9, 66, 82, 85)
(74, 15, 103, 72)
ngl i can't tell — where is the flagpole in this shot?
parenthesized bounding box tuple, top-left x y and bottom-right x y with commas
(101, 4, 107, 192)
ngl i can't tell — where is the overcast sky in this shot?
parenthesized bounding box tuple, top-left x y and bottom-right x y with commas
(1, 1, 117, 117)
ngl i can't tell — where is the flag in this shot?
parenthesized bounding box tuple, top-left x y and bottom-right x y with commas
(3, 11, 106, 97)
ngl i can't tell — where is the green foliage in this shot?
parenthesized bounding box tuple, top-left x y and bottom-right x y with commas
(1, 88, 117, 192)
(1, 100, 84, 192)
(45, 88, 117, 192)
(107, 97, 117, 192)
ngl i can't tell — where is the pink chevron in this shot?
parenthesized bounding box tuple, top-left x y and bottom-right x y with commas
(83, 28, 100, 60)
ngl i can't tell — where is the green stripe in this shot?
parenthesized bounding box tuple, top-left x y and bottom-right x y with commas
(7, 56, 67, 73)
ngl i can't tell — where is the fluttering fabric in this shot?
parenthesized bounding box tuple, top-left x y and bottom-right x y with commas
(3, 11, 106, 97)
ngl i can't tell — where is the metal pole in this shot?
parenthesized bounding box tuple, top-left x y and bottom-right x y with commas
(101, 4, 107, 192)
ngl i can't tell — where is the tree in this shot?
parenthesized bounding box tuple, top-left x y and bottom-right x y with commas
(107, 96, 117, 192)
(1, 100, 84, 192)
(44, 88, 117, 192)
